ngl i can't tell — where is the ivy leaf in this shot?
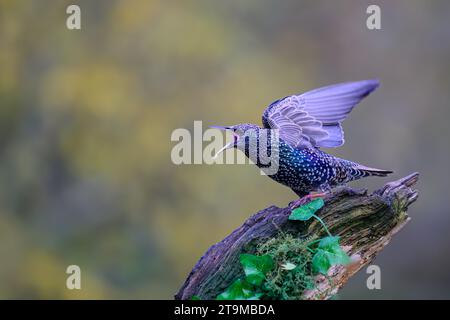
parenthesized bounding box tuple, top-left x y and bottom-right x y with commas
(312, 236, 350, 274)
(216, 279, 263, 300)
(311, 250, 333, 274)
(317, 235, 341, 249)
(216, 254, 274, 300)
(239, 254, 274, 286)
(288, 198, 324, 221)
(281, 262, 297, 271)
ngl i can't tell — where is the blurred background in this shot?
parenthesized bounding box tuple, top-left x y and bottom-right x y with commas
(0, 0, 449, 299)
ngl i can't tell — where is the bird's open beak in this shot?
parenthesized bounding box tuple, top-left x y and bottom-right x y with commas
(210, 125, 240, 159)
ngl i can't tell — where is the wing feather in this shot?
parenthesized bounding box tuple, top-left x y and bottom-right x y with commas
(262, 80, 379, 148)
(299, 79, 379, 124)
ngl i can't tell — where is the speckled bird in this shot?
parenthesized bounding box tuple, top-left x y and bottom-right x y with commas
(212, 80, 392, 203)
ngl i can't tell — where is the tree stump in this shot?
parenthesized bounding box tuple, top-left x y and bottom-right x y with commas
(175, 172, 419, 300)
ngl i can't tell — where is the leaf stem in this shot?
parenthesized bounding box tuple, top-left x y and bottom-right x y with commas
(306, 238, 322, 247)
(312, 214, 332, 237)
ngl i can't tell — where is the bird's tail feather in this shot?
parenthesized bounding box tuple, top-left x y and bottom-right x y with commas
(355, 164, 393, 177)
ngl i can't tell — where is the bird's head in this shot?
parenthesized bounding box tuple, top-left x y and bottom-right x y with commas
(210, 123, 260, 158)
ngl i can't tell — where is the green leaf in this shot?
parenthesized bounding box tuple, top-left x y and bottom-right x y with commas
(190, 295, 201, 300)
(239, 254, 274, 286)
(288, 198, 324, 221)
(317, 236, 340, 249)
(216, 279, 263, 300)
(312, 236, 351, 274)
(311, 249, 332, 274)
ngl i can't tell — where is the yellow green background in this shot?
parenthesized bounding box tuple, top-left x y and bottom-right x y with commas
(0, 0, 449, 298)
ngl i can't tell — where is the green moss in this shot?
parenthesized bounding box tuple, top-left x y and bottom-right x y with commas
(256, 233, 316, 300)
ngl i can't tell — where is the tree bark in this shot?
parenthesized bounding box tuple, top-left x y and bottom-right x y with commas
(175, 172, 419, 300)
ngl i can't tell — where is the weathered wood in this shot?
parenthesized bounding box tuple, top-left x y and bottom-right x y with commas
(175, 173, 419, 300)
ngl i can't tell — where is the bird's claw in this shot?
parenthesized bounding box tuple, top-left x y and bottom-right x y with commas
(289, 192, 327, 210)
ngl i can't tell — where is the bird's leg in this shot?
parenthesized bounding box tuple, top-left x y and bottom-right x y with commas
(289, 184, 332, 209)
(289, 192, 327, 209)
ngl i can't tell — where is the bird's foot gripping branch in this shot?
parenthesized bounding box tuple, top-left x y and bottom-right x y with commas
(175, 173, 419, 300)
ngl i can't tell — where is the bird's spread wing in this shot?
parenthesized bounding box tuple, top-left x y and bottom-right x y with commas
(262, 80, 380, 148)
(262, 95, 328, 148)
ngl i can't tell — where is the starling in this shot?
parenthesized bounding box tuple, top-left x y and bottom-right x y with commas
(212, 80, 392, 204)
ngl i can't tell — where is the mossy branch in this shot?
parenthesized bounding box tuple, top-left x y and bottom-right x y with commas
(175, 172, 419, 300)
